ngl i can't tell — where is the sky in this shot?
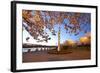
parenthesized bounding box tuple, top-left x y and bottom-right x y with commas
(23, 10, 91, 46)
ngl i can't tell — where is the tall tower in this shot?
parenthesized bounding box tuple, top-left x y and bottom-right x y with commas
(57, 27, 60, 51)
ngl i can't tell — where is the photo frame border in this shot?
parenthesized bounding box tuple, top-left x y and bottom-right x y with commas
(11, 1, 98, 72)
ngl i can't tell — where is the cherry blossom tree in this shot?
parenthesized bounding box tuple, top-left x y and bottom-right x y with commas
(22, 10, 91, 51)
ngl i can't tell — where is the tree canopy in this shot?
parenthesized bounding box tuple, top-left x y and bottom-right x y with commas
(22, 10, 91, 42)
